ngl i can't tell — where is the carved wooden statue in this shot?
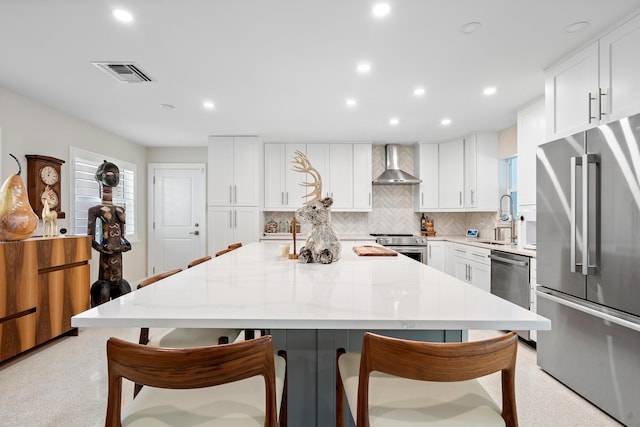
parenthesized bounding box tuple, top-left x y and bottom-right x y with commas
(87, 160, 131, 307)
(292, 151, 341, 264)
(41, 191, 58, 238)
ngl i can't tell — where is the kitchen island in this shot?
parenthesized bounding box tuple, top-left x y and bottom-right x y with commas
(72, 241, 550, 426)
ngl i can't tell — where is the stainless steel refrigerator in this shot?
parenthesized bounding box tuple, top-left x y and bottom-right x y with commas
(537, 112, 640, 426)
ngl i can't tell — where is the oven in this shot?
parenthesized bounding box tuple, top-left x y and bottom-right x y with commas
(371, 234, 428, 264)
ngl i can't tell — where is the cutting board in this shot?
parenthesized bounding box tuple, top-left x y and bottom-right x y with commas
(352, 245, 398, 256)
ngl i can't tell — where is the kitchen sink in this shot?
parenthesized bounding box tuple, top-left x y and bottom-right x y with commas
(477, 239, 510, 246)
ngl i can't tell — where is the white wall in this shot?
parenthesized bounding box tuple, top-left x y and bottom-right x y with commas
(0, 86, 148, 284)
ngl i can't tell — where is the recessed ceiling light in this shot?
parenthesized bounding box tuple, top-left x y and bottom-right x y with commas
(460, 22, 481, 34)
(413, 87, 426, 97)
(483, 87, 497, 96)
(159, 103, 175, 110)
(346, 98, 357, 107)
(389, 118, 399, 126)
(565, 21, 589, 33)
(357, 63, 371, 74)
(441, 118, 451, 125)
(113, 9, 133, 23)
(203, 101, 215, 110)
(372, 3, 391, 18)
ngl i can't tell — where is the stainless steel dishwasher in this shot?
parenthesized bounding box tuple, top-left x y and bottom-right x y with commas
(489, 250, 531, 340)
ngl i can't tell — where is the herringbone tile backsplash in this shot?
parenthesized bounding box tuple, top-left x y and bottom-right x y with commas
(265, 145, 500, 238)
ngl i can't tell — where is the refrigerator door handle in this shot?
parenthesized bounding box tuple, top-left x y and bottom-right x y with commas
(570, 156, 580, 273)
(537, 290, 640, 333)
(583, 153, 599, 275)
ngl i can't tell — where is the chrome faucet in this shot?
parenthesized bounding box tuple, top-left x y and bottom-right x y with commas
(498, 194, 517, 244)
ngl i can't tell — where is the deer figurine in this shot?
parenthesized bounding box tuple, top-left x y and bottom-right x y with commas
(291, 150, 341, 264)
(41, 195, 58, 238)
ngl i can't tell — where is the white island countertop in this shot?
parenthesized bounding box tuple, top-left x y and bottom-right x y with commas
(72, 241, 550, 331)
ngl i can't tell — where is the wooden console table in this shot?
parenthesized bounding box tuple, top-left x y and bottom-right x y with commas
(0, 236, 91, 363)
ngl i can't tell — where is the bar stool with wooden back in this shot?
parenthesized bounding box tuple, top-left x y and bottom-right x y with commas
(187, 255, 212, 268)
(336, 331, 518, 427)
(105, 335, 287, 427)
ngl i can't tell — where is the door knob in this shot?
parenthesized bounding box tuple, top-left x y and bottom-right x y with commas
(189, 231, 200, 236)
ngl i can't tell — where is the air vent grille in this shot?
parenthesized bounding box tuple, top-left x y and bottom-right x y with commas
(91, 62, 154, 83)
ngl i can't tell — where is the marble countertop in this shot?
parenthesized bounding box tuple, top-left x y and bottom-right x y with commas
(72, 241, 550, 331)
(429, 235, 537, 257)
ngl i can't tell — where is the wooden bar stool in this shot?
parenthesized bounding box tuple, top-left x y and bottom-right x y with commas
(106, 335, 287, 427)
(336, 331, 518, 427)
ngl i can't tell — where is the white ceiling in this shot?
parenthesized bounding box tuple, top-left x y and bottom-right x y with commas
(1, 1, 639, 147)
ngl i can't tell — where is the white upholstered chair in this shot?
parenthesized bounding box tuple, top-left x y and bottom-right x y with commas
(336, 331, 518, 427)
(106, 335, 287, 427)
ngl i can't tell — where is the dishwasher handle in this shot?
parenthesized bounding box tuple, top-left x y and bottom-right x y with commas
(488, 254, 529, 267)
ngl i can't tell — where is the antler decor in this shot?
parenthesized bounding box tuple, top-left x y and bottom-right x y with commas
(291, 150, 323, 204)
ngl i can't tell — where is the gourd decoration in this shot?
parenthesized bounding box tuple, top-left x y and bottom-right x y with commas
(0, 154, 39, 241)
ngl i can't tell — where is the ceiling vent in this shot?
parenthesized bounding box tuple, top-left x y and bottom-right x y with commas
(91, 62, 154, 83)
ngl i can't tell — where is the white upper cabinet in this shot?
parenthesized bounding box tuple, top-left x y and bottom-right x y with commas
(599, 13, 640, 122)
(545, 12, 640, 140)
(413, 143, 439, 211)
(352, 143, 373, 210)
(208, 136, 259, 207)
(438, 139, 464, 209)
(517, 98, 546, 208)
(264, 143, 307, 210)
(466, 133, 498, 211)
(267, 143, 372, 212)
(544, 42, 599, 140)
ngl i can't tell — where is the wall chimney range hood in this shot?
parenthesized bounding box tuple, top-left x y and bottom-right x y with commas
(372, 144, 421, 185)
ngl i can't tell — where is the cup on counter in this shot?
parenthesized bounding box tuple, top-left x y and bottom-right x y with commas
(279, 244, 291, 257)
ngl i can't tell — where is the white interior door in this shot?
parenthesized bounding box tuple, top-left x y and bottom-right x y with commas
(148, 163, 206, 275)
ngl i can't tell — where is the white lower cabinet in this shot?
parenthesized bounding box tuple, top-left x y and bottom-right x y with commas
(444, 242, 456, 276)
(426, 241, 445, 272)
(208, 206, 259, 254)
(451, 243, 491, 293)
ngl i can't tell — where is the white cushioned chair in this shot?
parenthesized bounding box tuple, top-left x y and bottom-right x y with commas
(336, 331, 518, 427)
(106, 335, 287, 427)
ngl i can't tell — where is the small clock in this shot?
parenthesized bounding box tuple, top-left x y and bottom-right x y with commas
(26, 155, 65, 219)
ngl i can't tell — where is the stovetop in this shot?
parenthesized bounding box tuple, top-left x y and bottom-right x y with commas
(370, 234, 428, 246)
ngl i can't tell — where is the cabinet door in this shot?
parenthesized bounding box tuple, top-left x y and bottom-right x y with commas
(285, 144, 308, 208)
(414, 143, 438, 210)
(438, 140, 464, 209)
(453, 256, 469, 282)
(474, 133, 499, 210)
(305, 144, 330, 198)
(464, 135, 477, 208)
(233, 136, 259, 206)
(234, 207, 259, 247)
(544, 42, 599, 140)
(208, 207, 234, 254)
(208, 136, 235, 206)
(517, 98, 546, 208)
(353, 144, 372, 211)
(599, 13, 640, 122)
(329, 144, 353, 210)
(468, 260, 490, 293)
(444, 242, 456, 276)
(427, 241, 445, 272)
(264, 143, 286, 209)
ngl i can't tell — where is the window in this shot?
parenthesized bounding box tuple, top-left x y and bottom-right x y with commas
(70, 147, 137, 240)
(499, 156, 518, 217)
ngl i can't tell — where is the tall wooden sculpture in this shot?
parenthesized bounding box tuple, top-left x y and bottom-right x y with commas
(87, 160, 131, 307)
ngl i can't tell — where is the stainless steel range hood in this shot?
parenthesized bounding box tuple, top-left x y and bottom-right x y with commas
(372, 144, 421, 185)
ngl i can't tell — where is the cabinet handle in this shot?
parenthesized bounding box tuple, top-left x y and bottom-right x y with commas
(455, 248, 465, 254)
(229, 211, 232, 228)
(588, 92, 596, 124)
(428, 245, 432, 258)
(281, 192, 284, 205)
(234, 210, 237, 228)
(470, 189, 474, 203)
(421, 192, 424, 206)
(369, 192, 371, 206)
(286, 192, 289, 205)
(459, 191, 462, 206)
(234, 185, 237, 204)
(229, 186, 233, 204)
(598, 88, 607, 120)
(468, 264, 472, 281)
